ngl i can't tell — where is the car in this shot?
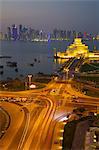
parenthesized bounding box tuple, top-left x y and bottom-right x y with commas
(52, 89, 56, 92)
(1, 130, 6, 133)
(72, 95, 78, 99)
(72, 100, 78, 102)
(54, 140, 59, 144)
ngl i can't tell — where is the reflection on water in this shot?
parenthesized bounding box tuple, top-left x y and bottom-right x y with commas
(0, 40, 99, 80)
(54, 58, 69, 65)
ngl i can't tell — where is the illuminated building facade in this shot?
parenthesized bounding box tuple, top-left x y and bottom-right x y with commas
(54, 38, 99, 60)
(12, 24, 18, 40)
(7, 27, 12, 40)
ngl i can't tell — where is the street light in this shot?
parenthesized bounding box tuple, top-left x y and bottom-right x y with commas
(28, 74, 32, 89)
(29, 84, 36, 89)
(75, 68, 79, 72)
(64, 68, 69, 80)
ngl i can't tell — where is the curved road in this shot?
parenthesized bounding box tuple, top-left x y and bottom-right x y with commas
(0, 80, 99, 150)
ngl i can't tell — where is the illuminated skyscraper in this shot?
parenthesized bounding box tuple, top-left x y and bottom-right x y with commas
(7, 27, 11, 40)
(19, 24, 23, 40)
(48, 32, 51, 57)
(72, 30, 76, 39)
(78, 32, 83, 38)
(19, 24, 22, 33)
(22, 26, 28, 40)
(12, 24, 18, 40)
(0, 32, 4, 40)
(39, 30, 43, 40)
(67, 30, 71, 39)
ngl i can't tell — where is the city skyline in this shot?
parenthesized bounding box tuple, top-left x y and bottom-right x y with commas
(0, 1, 99, 149)
(0, 0, 99, 33)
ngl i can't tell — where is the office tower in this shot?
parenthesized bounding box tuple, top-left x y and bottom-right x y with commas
(35, 30, 39, 39)
(0, 32, 4, 40)
(4, 33, 8, 40)
(7, 27, 12, 40)
(12, 24, 18, 40)
(19, 24, 23, 40)
(22, 26, 28, 40)
(63, 30, 66, 39)
(19, 24, 23, 33)
(28, 27, 31, 40)
(67, 30, 71, 39)
(48, 32, 51, 41)
(59, 30, 63, 39)
(72, 30, 76, 39)
(53, 28, 58, 39)
(39, 30, 43, 40)
(78, 32, 83, 38)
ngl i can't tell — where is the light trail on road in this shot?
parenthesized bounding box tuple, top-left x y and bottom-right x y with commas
(28, 95, 55, 150)
(0, 102, 24, 150)
(17, 108, 30, 150)
(0, 75, 99, 150)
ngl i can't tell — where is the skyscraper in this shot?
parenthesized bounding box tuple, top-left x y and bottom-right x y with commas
(19, 24, 23, 40)
(7, 27, 11, 40)
(12, 24, 18, 40)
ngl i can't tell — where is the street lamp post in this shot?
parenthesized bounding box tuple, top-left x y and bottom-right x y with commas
(25, 82, 28, 90)
(64, 68, 69, 80)
(28, 74, 32, 89)
(66, 69, 69, 80)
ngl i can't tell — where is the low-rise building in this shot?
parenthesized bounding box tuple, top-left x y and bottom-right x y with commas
(54, 38, 99, 60)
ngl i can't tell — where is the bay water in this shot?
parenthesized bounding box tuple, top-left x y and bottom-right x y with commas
(0, 40, 99, 80)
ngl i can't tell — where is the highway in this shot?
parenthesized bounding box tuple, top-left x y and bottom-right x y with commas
(0, 57, 99, 150)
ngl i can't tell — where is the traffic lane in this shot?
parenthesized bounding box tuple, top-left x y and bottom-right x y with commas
(47, 114, 69, 150)
(0, 81, 56, 97)
(64, 84, 99, 100)
(16, 107, 30, 150)
(37, 96, 56, 150)
(24, 97, 51, 150)
(20, 106, 44, 150)
(29, 96, 55, 150)
(7, 107, 29, 150)
(0, 91, 39, 98)
(0, 102, 24, 150)
(0, 107, 10, 138)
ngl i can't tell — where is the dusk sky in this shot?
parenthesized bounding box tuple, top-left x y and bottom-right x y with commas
(0, 0, 99, 34)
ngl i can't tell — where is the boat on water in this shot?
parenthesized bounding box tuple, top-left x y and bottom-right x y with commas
(0, 71, 4, 75)
(6, 61, 17, 67)
(29, 63, 34, 67)
(0, 65, 4, 69)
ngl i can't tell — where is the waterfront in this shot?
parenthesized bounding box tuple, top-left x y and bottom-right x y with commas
(0, 40, 99, 80)
(1, 0, 99, 149)
(0, 38, 99, 150)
